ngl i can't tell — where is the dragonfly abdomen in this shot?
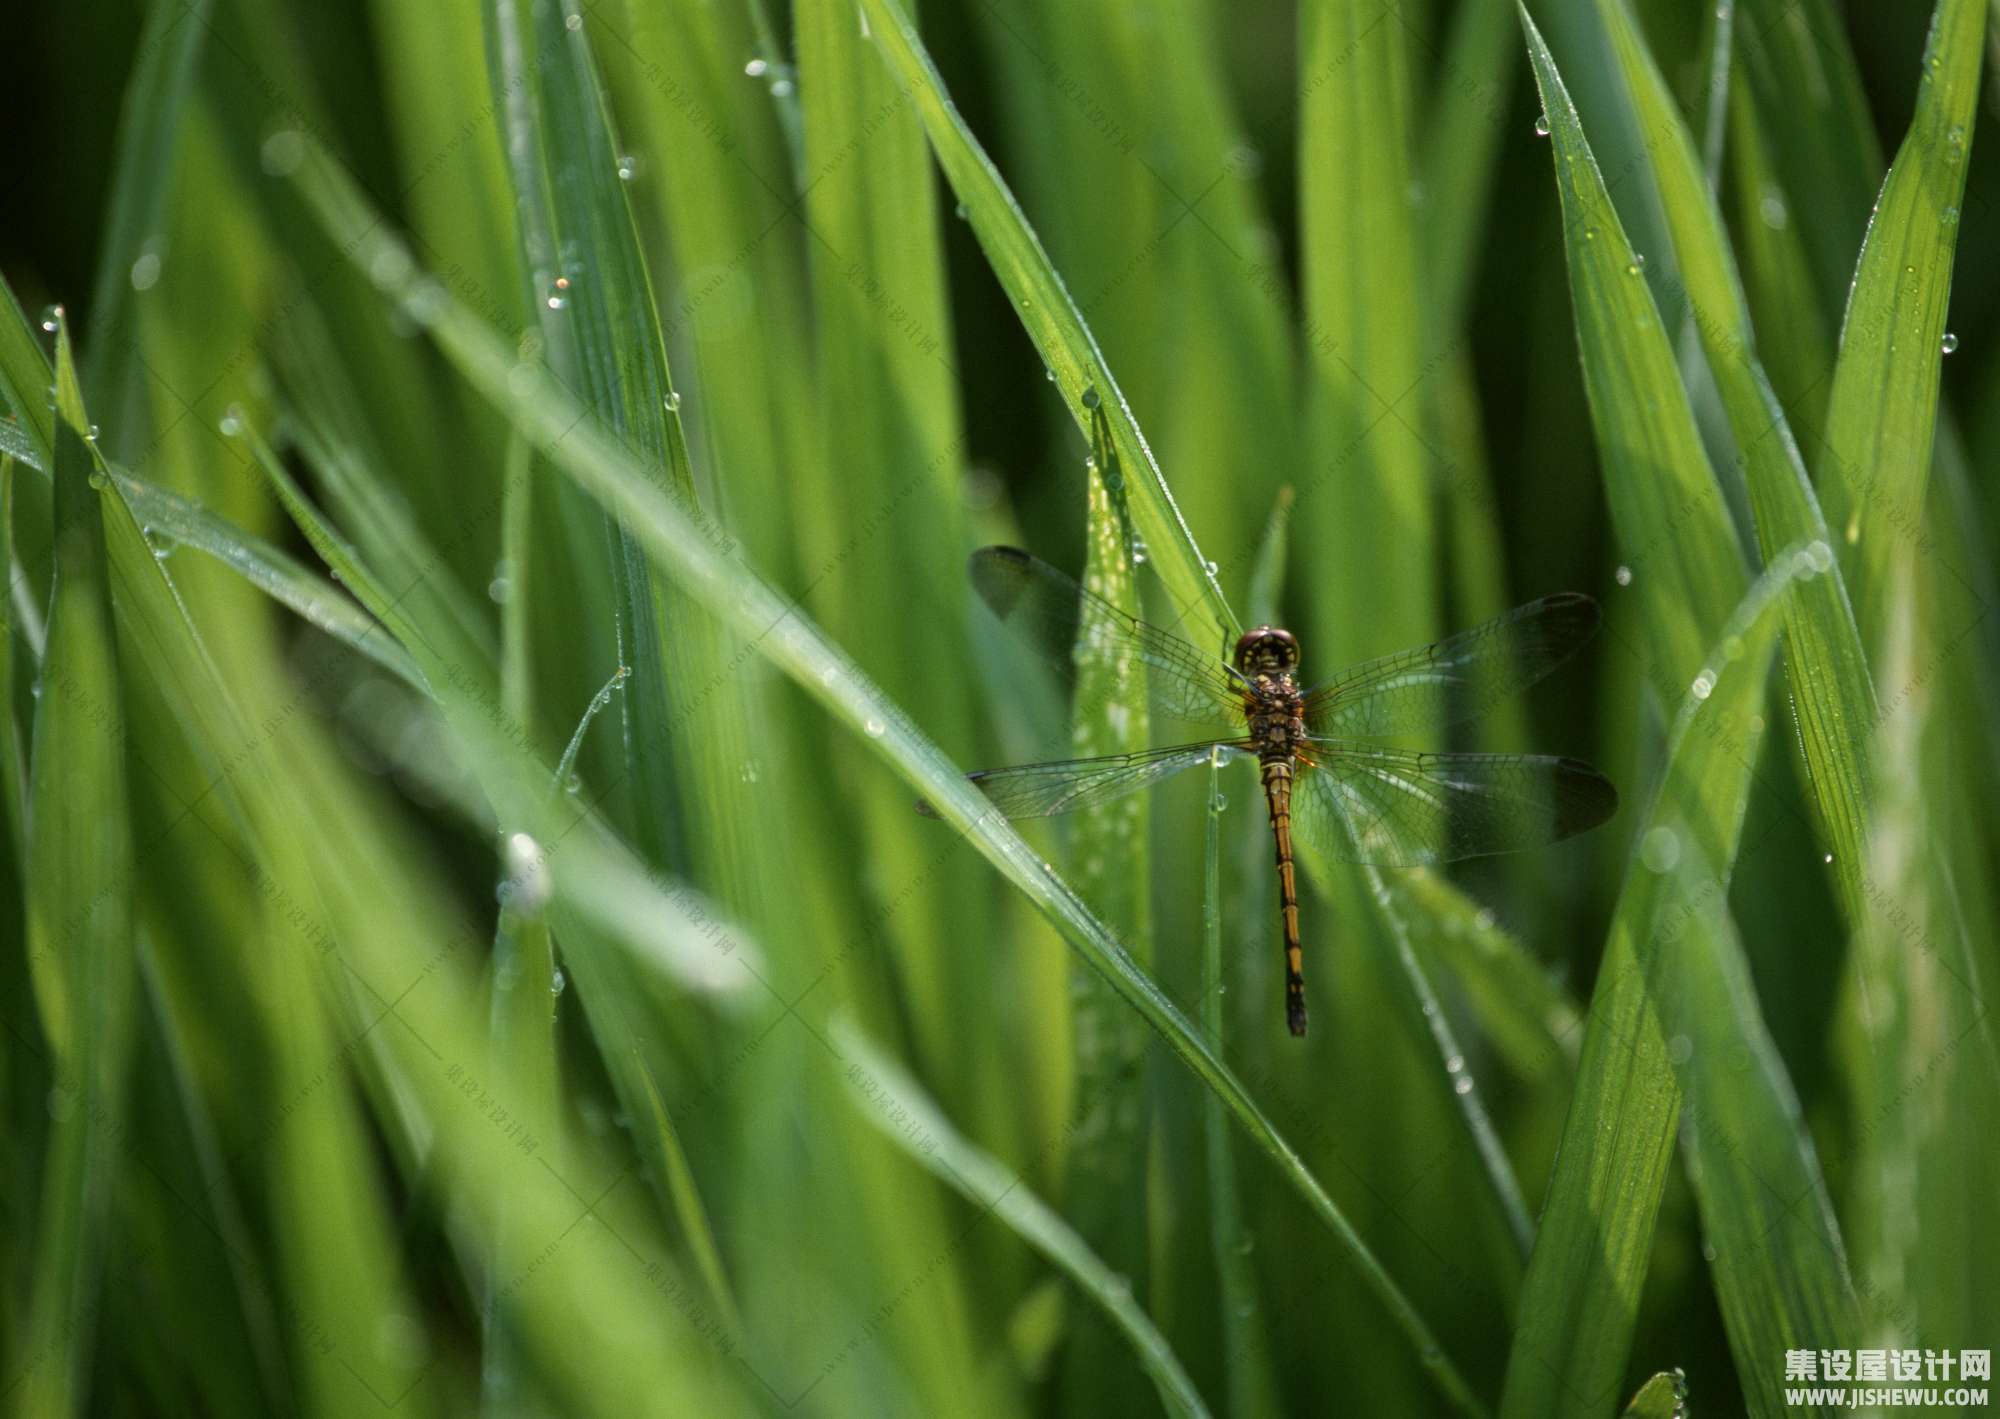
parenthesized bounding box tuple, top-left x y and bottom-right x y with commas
(1260, 756, 1309, 1037)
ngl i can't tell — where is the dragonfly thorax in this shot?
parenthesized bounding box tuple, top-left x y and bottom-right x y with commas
(1244, 674, 1307, 759)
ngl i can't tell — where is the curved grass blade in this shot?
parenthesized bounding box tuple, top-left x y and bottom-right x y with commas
(1812, 0, 1984, 658)
(1594, 0, 1877, 922)
(1520, 5, 1745, 691)
(288, 146, 1488, 1416)
(1620, 1370, 1689, 1418)
(855, 0, 1237, 640)
(0, 458, 24, 862)
(1499, 544, 1853, 1419)
(18, 317, 137, 1419)
(834, 1019, 1212, 1419)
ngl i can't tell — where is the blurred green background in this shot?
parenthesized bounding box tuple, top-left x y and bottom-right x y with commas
(2, 0, 1997, 1415)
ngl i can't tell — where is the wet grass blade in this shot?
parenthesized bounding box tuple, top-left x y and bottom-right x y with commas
(18, 317, 137, 1418)
(289, 146, 1488, 1416)
(1520, 5, 1745, 690)
(1594, 0, 1877, 921)
(835, 1019, 1212, 1419)
(1813, 0, 1984, 658)
(1500, 545, 1846, 1418)
(855, 0, 1237, 638)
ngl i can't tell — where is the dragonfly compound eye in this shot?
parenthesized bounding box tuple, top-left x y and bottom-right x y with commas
(1233, 626, 1299, 674)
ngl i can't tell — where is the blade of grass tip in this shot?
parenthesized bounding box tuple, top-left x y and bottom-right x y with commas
(1813, 0, 1984, 664)
(1620, 1370, 1689, 1418)
(834, 1019, 1213, 1419)
(1500, 543, 1838, 1419)
(1244, 487, 1292, 631)
(1595, 0, 1877, 923)
(1519, 5, 1746, 692)
(1060, 411, 1154, 1409)
(550, 665, 628, 797)
(0, 280, 56, 468)
(1202, 748, 1278, 1419)
(19, 315, 137, 1418)
(287, 147, 1487, 1417)
(855, 0, 1237, 639)
(80, 0, 213, 449)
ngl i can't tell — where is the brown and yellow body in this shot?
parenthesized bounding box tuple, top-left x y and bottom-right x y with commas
(1236, 630, 1312, 1036)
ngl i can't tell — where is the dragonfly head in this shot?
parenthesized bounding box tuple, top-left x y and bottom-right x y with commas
(1233, 626, 1299, 676)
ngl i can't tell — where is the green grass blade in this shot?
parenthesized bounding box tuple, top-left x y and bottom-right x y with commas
(1520, 6, 1745, 690)
(18, 317, 137, 1418)
(835, 1019, 1213, 1419)
(1620, 1371, 1689, 1418)
(855, 0, 1237, 639)
(1201, 750, 1278, 1419)
(0, 458, 24, 862)
(1060, 421, 1154, 1408)
(1813, 0, 1984, 658)
(1500, 544, 1842, 1418)
(1422, 0, 1521, 337)
(289, 147, 1487, 1416)
(1594, 0, 1877, 922)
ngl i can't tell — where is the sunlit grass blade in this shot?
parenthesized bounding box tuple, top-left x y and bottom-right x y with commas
(1519, 5, 1745, 690)
(855, 0, 1237, 638)
(18, 317, 138, 1418)
(1500, 544, 1845, 1418)
(1593, 0, 1877, 922)
(1812, 0, 1983, 658)
(1620, 1370, 1689, 1418)
(289, 144, 1488, 1416)
(835, 1019, 1213, 1419)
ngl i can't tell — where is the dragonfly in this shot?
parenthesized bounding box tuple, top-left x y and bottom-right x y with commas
(930, 546, 1619, 1037)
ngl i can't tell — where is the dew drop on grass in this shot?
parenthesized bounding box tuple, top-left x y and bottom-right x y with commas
(745, 58, 769, 77)
(38, 305, 59, 333)
(259, 129, 306, 176)
(864, 716, 886, 738)
(1614, 564, 1632, 586)
(1691, 671, 1714, 701)
(550, 967, 567, 994)
(770, 78, 795, 98)
(1081, 386, 1100, 410)
(565, 772, 582, 795)
(219, 407, 244, 437)
(1444, 1053, 1464, 1074)
(616, 154, 641, 182)
(1668, 1034, 1693, 1065)
(88, 470, 108, 490)
(665, 390, 682, 413)
(1453, 1075, 1473, 1095)
(1129, 539, 1148, 565)
(130, 251, 162, 291)
(564, 10, 581, 30)
(1640, 827, 1681, 873)
(86, 423, 99, 442)
(1533, 114, 1551, 137)
(1823, 852, 1834, 865)
(953, 201, 968, 221)
(1941, 331, 1959, 355)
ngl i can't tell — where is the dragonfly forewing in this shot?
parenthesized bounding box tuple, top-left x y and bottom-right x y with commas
(920, 741, 1249, 819)
(1301, 592, 1601, 738)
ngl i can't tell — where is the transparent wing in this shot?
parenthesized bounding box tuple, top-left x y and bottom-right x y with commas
(970, 545, 1243, 731)
(920, 742, 1247, 819)
(1301, 593, 1601, 737)
(1290, 741, 1618, 867)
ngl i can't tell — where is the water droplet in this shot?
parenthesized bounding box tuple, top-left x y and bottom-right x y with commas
(1211, 791, 1227, 811)
(1941, 331, 1959, 355)
(739, 760, 761, 784)
(550, 966, 567, 993)
(1721, 635, 1745, 660)
(546, 293, 567, 311)
(38, 305, 60, 333)
(616, 154, 641, 182)
(744, 58, 769, 77)
(1691, 671, 1714, 701)
(129, 251, 162, 291)
(1668, 1034, 1693, 1065)
(369, 245, 412, 289)
(505, 832, 552, 915)
(565, 773, 582, 795)
(1759, 187, 1789, 229)
(1700, 1240, 1717, 1262)
(1129, 539, 1148, 565)
(1445, 1053, 1464, 1073)
(85, 423, 99, 442)
(218, 407, 244, 437)
(1534, 113, 1551, 137)
(1453, 1075, 1474, 1095)
(564, 11, 582, 30)
(1081, 386, 1100, 410)
(1614, 564, 1632, 586)
(864, 717, 886, 738)
(1641, 826, 1681, 874)
(1203, 559, 1219, 577)
(1806, 540, 1834, 573)
(1582, 226, 1596, 241)
(487, 571, 512, 603)
(260, 129, 306, 176)
(1044, 367, 1057, 382)
(770, 78, 795, 98)
(953, 201, 968, 221)
(87, 470, 108, 490)
(1823, 852, 1834, 865)
(1942, 205, 1960, 227)
(665, 390, 682, 413)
